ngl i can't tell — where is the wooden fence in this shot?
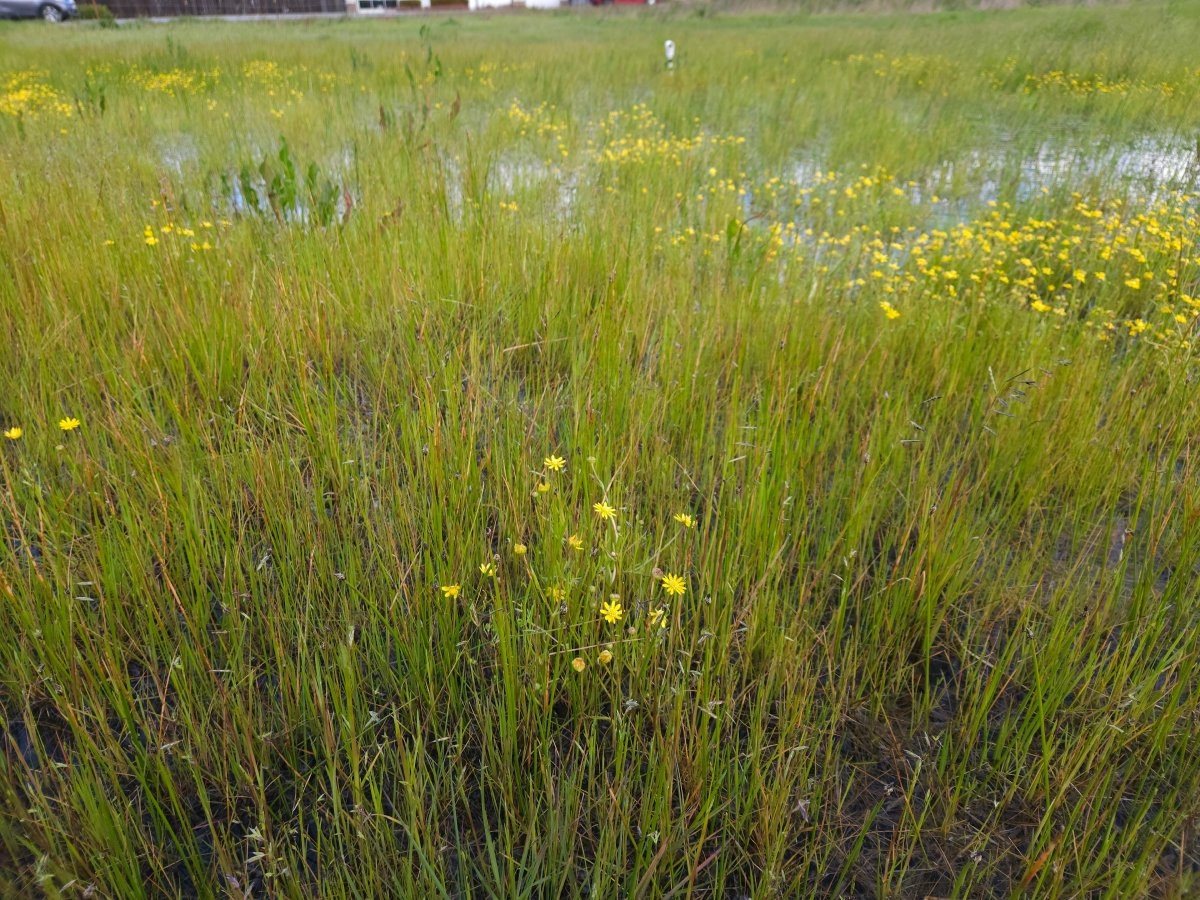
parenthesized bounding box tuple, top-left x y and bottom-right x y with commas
(101, 0, 345, 16)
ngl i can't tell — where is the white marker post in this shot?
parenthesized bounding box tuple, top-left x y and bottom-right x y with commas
(664, 40, 676, 71)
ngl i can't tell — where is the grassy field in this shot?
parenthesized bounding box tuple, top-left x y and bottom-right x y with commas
(2, 3, 1200, 896)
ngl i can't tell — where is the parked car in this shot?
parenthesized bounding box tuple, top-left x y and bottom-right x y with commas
(0, 0, 76, 20)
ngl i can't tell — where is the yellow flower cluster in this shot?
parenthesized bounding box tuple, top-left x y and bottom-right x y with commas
(460, 60, 530, 91)
(1021, 70, 1176, 98)
(128, 66, 221, 96)
(838, 51, 959, 89)
(654, 157, 1200, 350)
(435, 451, 699, 675)
(590, 104, 745, 168)
(137, 219, 223, 253)
(839, 52, 1186, 100)
(507, 100, 569, 143)
(0, 71, 73, 120)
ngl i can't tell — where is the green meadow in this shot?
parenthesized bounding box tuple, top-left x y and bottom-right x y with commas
(2, 3, 1200, 895)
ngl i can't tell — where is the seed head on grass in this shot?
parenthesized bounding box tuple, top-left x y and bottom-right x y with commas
(661, 573, 686, 597)
(600, 598, 623, 624)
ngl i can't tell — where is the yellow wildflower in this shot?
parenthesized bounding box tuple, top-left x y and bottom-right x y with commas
(544, 455, 566, 472)
(880, 301, 901, 320)
(673, 513, 695, 528)
(441, 584, 461, 599)
(3, 427, 21, 440)
(568, 533, 584, 551)
(646, 607, 667, 630)
(571, 657, 586, 672)
(593, 501, 617, 521)
(536, 481, 550, 494)
(514, 543, 527, 556)
(480, 561, 497, 577)
(600, 598, 624, 624)
(661, 573, 686, 597)
(598, 649, 613, 665)
(58, 417, 80, 432)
